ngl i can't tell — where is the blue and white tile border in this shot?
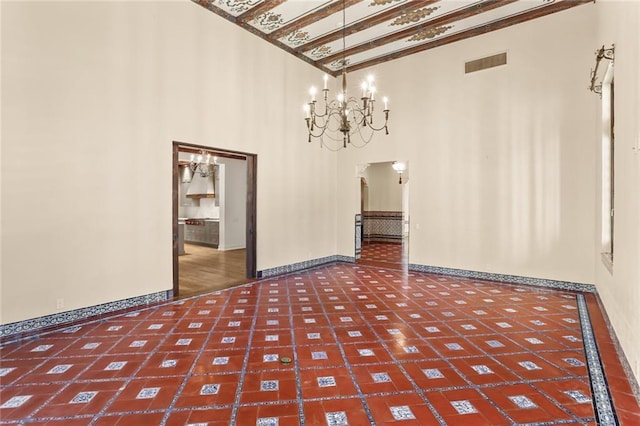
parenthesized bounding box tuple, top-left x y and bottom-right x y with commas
(409, 263, 596, 293)
(577, 294, 619, 425)
(0, 289, 173, 344)
(595, 294, 640, 404)
(258, 255, 355, 278)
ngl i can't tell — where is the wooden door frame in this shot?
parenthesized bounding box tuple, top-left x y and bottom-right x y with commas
(172, 141, 257, 297)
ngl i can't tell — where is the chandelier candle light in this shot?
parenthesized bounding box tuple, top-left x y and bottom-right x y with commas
(189, 151, 215, 178)
(303, 1, 390, 150)
(304, 71, 390, 149)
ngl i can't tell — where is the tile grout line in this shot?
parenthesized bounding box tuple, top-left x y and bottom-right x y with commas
(154, 293, 230, 426)
(226, 284, 260, 426)
(285, 274, 307, 426)
(577, 293, 619, 425)
(313, 267, 379, 426)
(22, 321, 133, 422)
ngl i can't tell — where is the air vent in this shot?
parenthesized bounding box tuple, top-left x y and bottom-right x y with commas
(465, 52, 507, 74)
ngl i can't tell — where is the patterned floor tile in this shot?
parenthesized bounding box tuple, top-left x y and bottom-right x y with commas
(1, 263, 638, 425)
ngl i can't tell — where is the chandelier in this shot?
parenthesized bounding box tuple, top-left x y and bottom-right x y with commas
(303, 1, 390, 150)
(189, 151, 215, 178)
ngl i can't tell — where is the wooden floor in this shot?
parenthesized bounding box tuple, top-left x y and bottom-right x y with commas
(178, 244, 250, 298)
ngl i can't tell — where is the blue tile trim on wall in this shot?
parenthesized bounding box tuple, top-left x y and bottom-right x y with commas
(577, 294, 619, 425)
(257, 255, 355, 278)
(408, 263, 596, 293)
(595, 294, 640, 404)
(0, 289, 173, 342)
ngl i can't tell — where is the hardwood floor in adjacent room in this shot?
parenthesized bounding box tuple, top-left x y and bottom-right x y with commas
(178, 244, 249, 298)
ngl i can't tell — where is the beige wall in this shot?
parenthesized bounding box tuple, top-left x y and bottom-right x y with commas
(362, 162, 403, 212)
(2, 0, 638, 386)
(594, 0, 640, 382)
(337, 4, 598, 285)
(0, 1, 337, 324)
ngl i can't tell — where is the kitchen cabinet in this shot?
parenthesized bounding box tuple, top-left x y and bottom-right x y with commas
(184, 220, 219, 248)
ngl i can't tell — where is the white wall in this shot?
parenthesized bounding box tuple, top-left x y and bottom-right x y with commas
(337, 4, 597, 285)
(0, 1, 337, 324)
(363, 162, 402, 211)
(217, 158, 246, 251)
(594, 0, 640, 382)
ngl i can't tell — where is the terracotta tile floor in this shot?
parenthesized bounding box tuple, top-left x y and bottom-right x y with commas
(1, 263, 639, 425)
(359, 242, 406, 267)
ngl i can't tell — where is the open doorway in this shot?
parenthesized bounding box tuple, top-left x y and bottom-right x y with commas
(357, 161, 408, 269)
(172, 142, 257, 298)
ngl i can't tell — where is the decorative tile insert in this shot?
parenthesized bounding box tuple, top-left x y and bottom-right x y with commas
(325, 411, 348, 426)
(317, 376, 337, 387)
(260, 380, 279, 391)
(70, 391, 98, 404)
(137, 387, 160, 399)
(0, 395, 32, 408)
(509, 395, 537, 409)
(423, 368, 444, 379)
(451, 400, 478, 414)
(212, 357, 229, 365)
(371, 372, 391, 383)
(200, 384, 220, 395)
(390, 406, 416, 420)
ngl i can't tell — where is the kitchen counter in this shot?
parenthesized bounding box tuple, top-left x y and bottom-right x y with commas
(183, 219, 219, 248)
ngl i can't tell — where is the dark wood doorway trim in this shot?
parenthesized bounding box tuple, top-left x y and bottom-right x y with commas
(172, 141, 257, 298)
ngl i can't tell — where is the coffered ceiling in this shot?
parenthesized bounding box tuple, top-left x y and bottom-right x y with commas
(193, 0, 592, 75)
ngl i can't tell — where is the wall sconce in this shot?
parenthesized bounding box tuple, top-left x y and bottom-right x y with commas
(391, 161, 406, 184)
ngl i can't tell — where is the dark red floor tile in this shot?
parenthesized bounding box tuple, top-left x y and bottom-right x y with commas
(449, 356, 522, 385)
(204, 331, 250, 350)
(253, 315, 292, 330)
(165, 407, 233, 425)
(75, 353, 148, 381)
(534, 379, 595, 419)
(235, 402, 299, 425)
(303, 398, 370, 425)
(246, 346, 295, 371)
(105, 376, 183, 413)
(155, 333, 208, 352)
(239, 370, 297, 404)
(385, 338, 439, 361)
(15, 356, 98, 385)
(351, 363, 415, 394)
(0, 383, 65, 421)
(493, 353, 571, 381)
(33, 380, 125, 418)
(425, 388, 510, 426)
(1, 338, 74, 360)
(290, 314, 330, 328)
(341, 342, 394, 365)
(173, 373, 239, 408)
(137, 351, 199, 377)
(293, 328, 337, 346)
(296, 344, 345, 368)
(299, 366, 358, 399)
(402, 359, 469, 390)
(482, 383, 573, 423)
(366, 392, 440, 424)
(104, 335, 164, 355)
(94, 412, 165, 425)
(24, 418, 93, 425)
(0, 357, 48, 385)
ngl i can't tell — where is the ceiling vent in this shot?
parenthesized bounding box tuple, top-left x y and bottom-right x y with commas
(465, 52, 507, 74)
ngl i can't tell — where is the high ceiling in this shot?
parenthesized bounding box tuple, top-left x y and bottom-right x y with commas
(193, 0, 591, 75)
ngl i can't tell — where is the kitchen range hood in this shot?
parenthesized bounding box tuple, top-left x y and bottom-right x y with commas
(186, 165, 215, 199)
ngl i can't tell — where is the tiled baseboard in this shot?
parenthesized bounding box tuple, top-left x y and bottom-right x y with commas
(257, 255, 355, 278)
(408, 263, 596, 293)
(0, 290, 173, 344)
(0, 258, 596, 344)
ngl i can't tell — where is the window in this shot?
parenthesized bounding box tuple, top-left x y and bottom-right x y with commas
(601, 61, 614, 269)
